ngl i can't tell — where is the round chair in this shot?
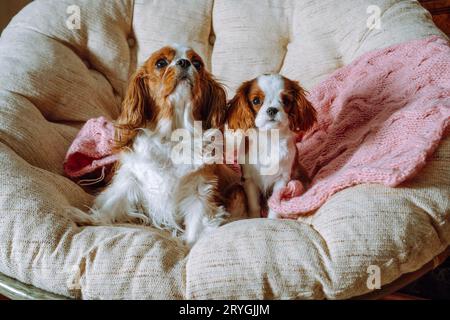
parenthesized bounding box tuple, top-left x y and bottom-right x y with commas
(0, 0, 448, 299)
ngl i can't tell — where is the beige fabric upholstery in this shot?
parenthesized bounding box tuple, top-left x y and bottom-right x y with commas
(0, 0, 448, 299)
(210, 0, 446, 94)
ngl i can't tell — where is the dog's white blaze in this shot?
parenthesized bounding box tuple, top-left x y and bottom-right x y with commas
(257, 74, 284, 106)
(169, 43, 191, 66)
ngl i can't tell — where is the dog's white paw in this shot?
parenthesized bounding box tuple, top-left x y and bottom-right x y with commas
(267, 209, 281, 219)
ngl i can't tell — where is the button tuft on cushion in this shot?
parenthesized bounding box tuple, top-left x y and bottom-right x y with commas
(209, 34, 216, 46)
(127, 37, 136, 48)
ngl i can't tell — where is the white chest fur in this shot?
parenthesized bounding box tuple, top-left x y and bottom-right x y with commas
(243, 130, 296, 195)
(93, 130, 199, 232)
(242, 130, 297, 219)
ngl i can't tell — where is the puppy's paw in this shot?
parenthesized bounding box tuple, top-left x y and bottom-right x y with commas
(267, 209, 281, 220)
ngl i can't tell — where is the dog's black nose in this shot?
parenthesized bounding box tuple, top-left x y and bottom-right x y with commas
(267, 107, 278, 117)
(176, 59, 191, 69)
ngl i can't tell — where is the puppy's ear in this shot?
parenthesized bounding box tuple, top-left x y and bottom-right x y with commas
(202, 73, 227, 130)
(286, 80, 317, 133)
(114, 68, 156, 149)
(226, 80, 255, 130)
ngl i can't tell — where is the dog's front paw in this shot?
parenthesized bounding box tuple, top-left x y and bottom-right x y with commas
(181, 232, 197, 249)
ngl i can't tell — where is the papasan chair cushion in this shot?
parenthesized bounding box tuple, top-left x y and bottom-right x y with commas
(0, 0, 448, 299)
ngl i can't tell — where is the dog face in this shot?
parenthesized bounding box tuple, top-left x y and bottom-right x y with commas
(227, 74, 316, 133)
(114, 45, 226, 149)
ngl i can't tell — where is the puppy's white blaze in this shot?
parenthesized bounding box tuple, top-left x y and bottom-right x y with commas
(257, 74, 284, 103)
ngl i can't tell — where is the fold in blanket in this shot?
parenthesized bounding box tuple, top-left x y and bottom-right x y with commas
(64, 36, 450, 218)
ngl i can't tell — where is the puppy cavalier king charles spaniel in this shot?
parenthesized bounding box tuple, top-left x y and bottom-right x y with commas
(92, 45, 247, 246)
(226, 74, 317, 219)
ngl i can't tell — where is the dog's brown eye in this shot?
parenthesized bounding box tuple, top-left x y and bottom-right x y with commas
(192, 60, 202, 70)
(155, 59, 168, 69)
(252, 97, 261, 105)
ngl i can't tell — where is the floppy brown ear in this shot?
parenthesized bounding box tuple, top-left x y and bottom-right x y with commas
(202, 73, 227, 130)
(226, 80, 255, 131)
(114, 68, 156, 149)
(287, 81, 317, 133)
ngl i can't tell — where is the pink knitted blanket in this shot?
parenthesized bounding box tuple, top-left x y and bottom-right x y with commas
(64, 36, 449, 218)
(269, 36, 450, 217)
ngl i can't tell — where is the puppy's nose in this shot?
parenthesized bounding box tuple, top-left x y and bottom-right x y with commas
(266, 107, 278, 117)
(176, 59, 191, 69)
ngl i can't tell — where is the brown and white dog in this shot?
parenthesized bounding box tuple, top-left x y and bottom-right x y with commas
(226, 74, 316, 219)
(92, 45, 246, 246)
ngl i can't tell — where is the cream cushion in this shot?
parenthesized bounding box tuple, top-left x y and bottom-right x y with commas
(0, 0, 448, 299)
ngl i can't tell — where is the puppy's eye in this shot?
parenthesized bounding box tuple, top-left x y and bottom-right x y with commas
(252, 97, 261, 105)
(155, 59, 168, 69)
(192, 60, 202, 71)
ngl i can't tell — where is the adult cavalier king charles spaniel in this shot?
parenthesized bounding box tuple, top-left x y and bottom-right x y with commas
(92, 45, 247, 246)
